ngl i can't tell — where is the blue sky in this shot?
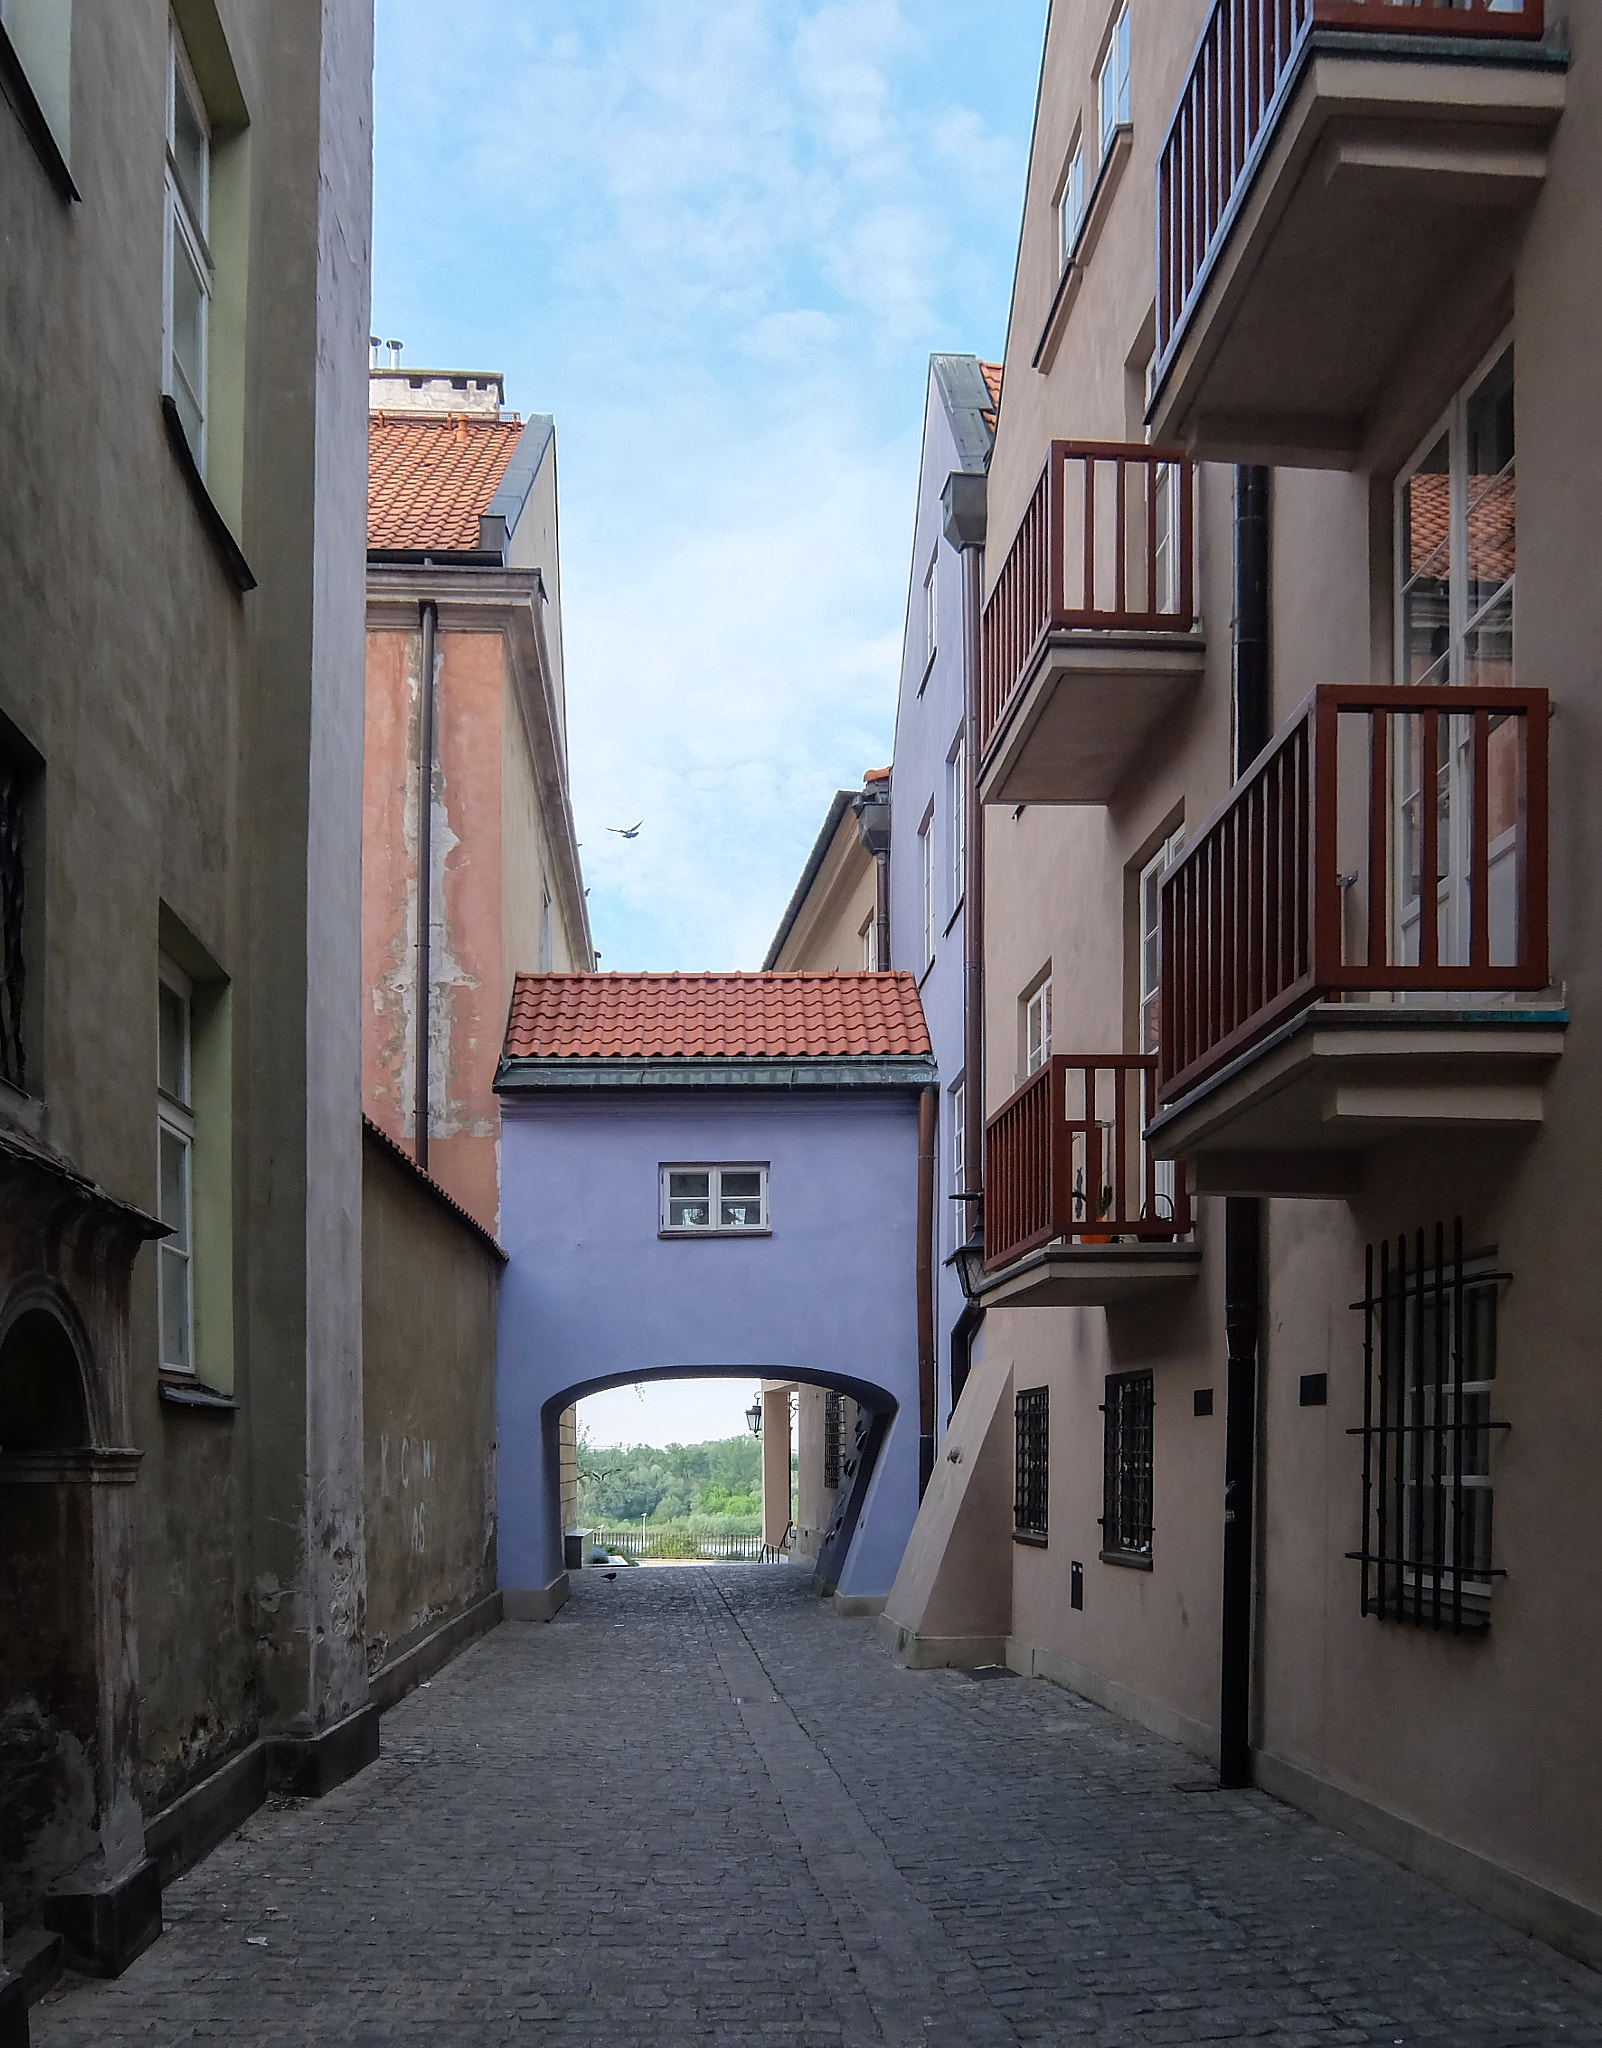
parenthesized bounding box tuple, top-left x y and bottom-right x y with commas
(373, 0, 1047, 982)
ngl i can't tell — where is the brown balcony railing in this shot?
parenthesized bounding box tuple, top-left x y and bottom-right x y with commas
(1158, 684, 1550, 1103)
(980, 442, 1196, 759)
(1155, 0, 1545, 387)
(984, 1056, 1193, 1271)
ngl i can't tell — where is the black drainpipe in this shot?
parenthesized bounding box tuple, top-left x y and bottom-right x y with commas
(415, 600, 438, 1172)
(1220, 466, 1269, 1791)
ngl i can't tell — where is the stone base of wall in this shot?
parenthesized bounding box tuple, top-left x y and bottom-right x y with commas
(1006, 1636, 1220, 1767)
(503, 1575, 570, 1622)
(877, 1619, 1011, 1670)
(1255, 1751, 1602, 1978)
(265, 1704, 381, 1801)
(369, 1592, 503, 1712)
(831, 1592, 887, 1620)
(41, 1857, 162, 1979)
(145, 1743, 269, 1889)
(0, 1969, 27, 2048)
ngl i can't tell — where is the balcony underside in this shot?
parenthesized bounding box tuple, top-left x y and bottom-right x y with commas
(978, 632, 1206, 806)
(1147, 1003, 1566, 1198)
(978, 1242, 1203, 1309)
(1150, 40, 1565, 465)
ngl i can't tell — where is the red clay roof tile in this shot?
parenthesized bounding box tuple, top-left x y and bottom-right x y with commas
(503, 972, 932, 1063)
(980, 359, 1002, 435)
(368, 413, 525, 552)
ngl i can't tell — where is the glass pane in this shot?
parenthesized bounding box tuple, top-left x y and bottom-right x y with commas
(160, 1126, 190, 1248)
(171, 223, 206, 422)
(1465, 348, 1514, 614)
(720, 1200, 759, 1229)
(668, 1172, 709, 1199)
(159, 981, 189, 1102)
(1401, 433, 1450, 685)
(160, 1244, 192, 1371)
(171, 64, 208, 229)
(1463, 585, 1513, 692)
(669, 1199, 710, 1228)
(720, 1172, 761, 1201)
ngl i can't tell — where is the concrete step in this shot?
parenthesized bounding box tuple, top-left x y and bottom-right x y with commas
(5, 1926, 63, 2005)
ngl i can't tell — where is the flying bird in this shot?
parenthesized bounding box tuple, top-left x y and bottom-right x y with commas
(607, 821, 644, 840)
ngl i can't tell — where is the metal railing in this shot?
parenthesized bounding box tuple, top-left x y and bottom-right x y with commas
(1155, 0, 1546, 386)
(980, 442, 1196, 760)
(1158, 683, 1550, 1103)
(588, 1526, 765, 1562)
(983, 1055, 1192, 1271)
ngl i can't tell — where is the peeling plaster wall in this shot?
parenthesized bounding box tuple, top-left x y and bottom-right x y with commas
(361, 1131, 500, 1670)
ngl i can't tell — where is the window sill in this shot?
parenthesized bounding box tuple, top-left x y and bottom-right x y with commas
(1013, 1529, 1048, 1548)
(917, 957, 936, 991)
(161, 396, 257, 595)
(658, 1227, 772, 1241)
(0, 25, 77, 202)
(943, 899, 964, 939)
(1099, 1547, 1153, 1572)
(159, 1376, 238, 1413)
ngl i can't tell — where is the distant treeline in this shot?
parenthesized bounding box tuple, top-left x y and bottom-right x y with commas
(577, 1434, 762, 1526)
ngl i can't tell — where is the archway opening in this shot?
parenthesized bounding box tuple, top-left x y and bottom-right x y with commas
(0, 1308, 101, 1923)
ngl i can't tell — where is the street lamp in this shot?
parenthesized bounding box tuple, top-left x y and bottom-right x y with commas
(947, 1224, 989, 1306)
(745, 1395, 763, 1438)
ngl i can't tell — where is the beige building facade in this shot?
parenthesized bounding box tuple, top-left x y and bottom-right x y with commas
(885, 0, 1602, 1971)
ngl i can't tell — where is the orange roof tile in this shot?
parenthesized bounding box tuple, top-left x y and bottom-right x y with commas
(503, 972, 932, 1062)
(979, 359, 1002, 435)
(368, 413, 525, 552)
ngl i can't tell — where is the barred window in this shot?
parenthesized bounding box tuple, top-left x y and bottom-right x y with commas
(1014, 1386, 1048, 1542)
(0, 744, 25, 1090)
(823, 1390, 844, 1492)
(1101, 1371, 1153, 1564)
(1349, 1220, 1506, 1633)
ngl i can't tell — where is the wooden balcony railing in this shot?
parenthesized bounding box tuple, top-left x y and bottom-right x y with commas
(984, 1056, 1193, 1271)
(1155, 0, 1546, 387)
(980, 442, 1196, 760)
(1158, 684, 1550, 1104)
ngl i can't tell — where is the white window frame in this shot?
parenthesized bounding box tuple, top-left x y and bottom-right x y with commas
(951, 1079, 967, 1202)
(948, 732, 966, 921)
(923, 550, 939, 670)
(164, 20, 213, 470)
(157, 958, 196, 1375)
(860, 911, 878, 973)
(1139, 828, 1185, 1056)
(1058, 137, 1086, 267)
(659, 1163, 770, 1237)
(1025, 975, 1053, 1077)
(918, 807, 935, 972)
(1098, 4, 1131, 159)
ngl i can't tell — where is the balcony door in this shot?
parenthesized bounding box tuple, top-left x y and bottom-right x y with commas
(1394, 344, 1517, 975)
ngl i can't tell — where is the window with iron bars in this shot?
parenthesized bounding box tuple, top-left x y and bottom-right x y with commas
(1101, 1371, 1153, 1565)
(823, 1389, 844, 1492)
(0, 743, 27, 1091)
(1014, 1386, 1048, 1542)
(1348, 1219, 1506, 1633)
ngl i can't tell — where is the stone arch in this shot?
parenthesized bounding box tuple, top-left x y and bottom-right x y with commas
(0, 1295, 108, 1925)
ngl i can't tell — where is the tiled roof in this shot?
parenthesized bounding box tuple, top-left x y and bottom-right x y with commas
(368, 413, 525, 552)
(1406, 469, 1515, 586)
(503, 972, 932, 1062)
(863, 766, 890, 785)
(980, 360, 1002, 435)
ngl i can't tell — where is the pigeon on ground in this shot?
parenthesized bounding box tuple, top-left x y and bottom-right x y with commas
(603, 1571, 618, 1582)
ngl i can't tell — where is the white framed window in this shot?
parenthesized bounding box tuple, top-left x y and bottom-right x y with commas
(157, 959, 195, 1374)
(860, 911, 878, 973)
(1139, 828, 1185, 1055)
(1025, 975, 1053, 1076)
(539, 880, 554, 971)
(1058, 139, 1085, 266)
(164, 20, 212, 468)
(951, 1079, 967, 1200)
(923, 551, 939, 668)
(948, 734, 966, 920)
(1098, 4, 1131, 158)
(919, 809, 935, 971)
(660, 1164, 769, 1235)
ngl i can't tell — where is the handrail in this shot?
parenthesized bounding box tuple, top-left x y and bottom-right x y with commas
(983, 1054, 1192, 1270)
(1158, 683, 1550, 1103)
(980, 441, 1196, 760)
(1155, 0, 1545, 388)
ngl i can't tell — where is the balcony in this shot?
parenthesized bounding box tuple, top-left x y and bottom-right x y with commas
(978, 443, 1204, 806)
(1149, 683, 1564, 1197)
(1149, 0, 1563, 465)
(980, 1057, 1201, 1307)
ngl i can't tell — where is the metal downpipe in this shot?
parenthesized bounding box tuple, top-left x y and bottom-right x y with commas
(415, 600, 438, 1172)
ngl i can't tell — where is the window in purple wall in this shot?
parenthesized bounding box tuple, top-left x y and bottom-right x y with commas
(660, 1164, 769, 1235)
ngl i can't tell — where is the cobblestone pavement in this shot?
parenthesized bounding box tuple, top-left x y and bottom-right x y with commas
(35, 1566, 1602, 2046)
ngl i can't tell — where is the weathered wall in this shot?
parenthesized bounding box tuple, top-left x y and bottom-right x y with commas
(361, 1127, 500, 1671)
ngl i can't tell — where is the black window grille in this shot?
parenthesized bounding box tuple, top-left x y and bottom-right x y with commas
(1014, 1386, 1048, 1540)
(823, 1390, 844, 1492)
(0, 747, 25, 1090)
(1348, 1219, 1507, 1633)
(1101, 1371, 1153, 1561)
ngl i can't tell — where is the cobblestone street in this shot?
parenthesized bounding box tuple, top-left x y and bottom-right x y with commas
(35, 1567, 1602, 2047)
